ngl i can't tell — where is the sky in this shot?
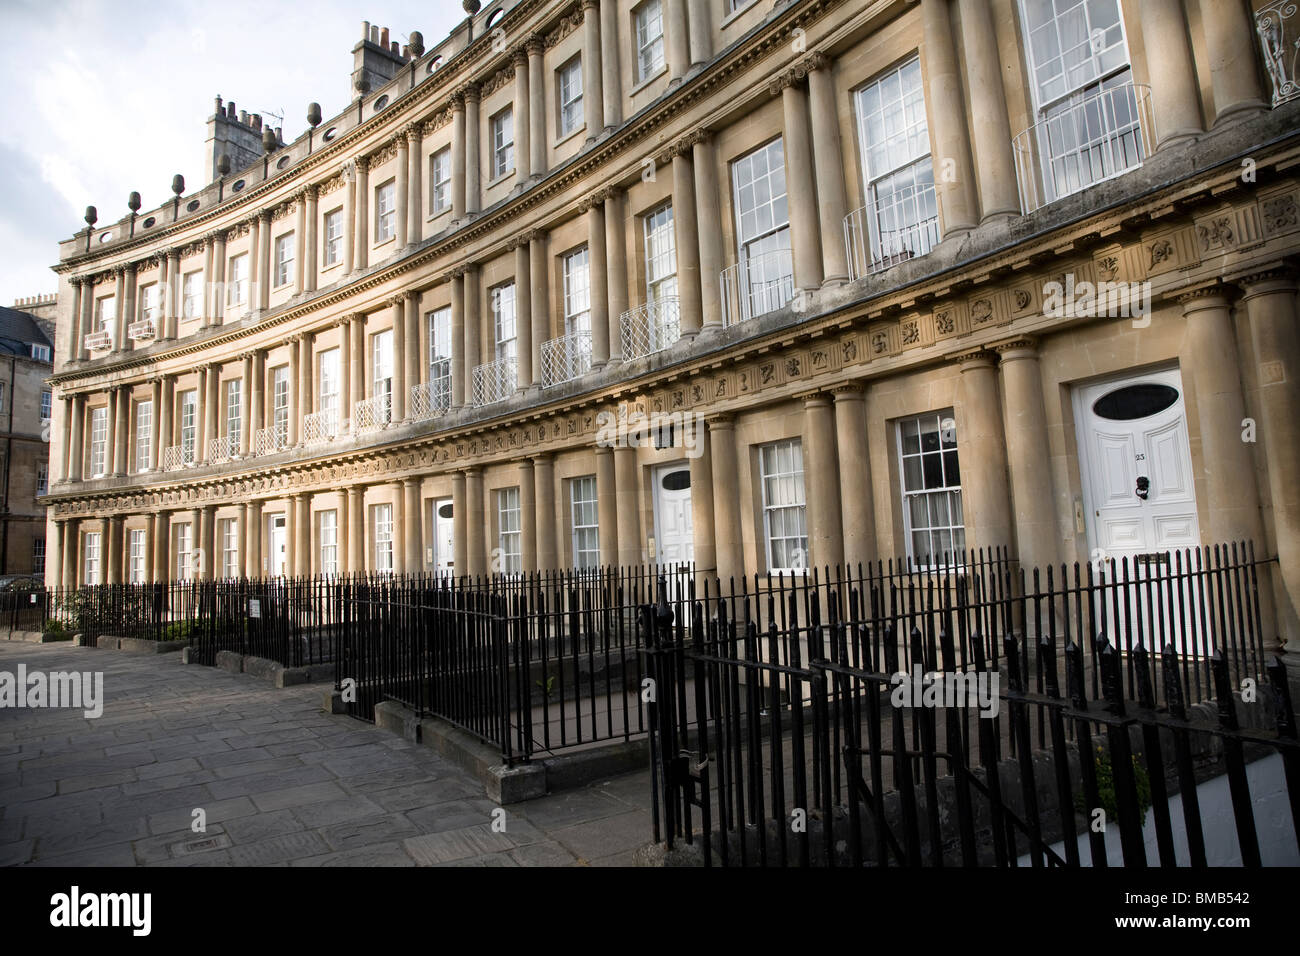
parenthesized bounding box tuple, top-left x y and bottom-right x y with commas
(0, 0, 466, 308)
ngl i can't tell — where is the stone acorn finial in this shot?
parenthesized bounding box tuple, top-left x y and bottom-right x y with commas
(84, 206, 98, 228)
(463, 0, 481, 14)
(171, 174, 185, 197)
(307, 102, 322, 128)
(128, 191, 141, 213)
(354, 74, 371, 98)
(262, 126, 278, 153)
(408, 31, 424, 58)
(217, 153, 231, 177)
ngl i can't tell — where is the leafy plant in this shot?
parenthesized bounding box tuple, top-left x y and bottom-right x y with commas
(535, 674, 556, 700)
(41, 618, 71, 641)
(1077, 745, 1152, 828)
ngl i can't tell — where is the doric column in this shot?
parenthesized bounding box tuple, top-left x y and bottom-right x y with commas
(187, 508, 201, 578)
(803, 392, 844, 570)
(665, 0, 689, 83)
(343, 161, 358, 274)
(958, 350, 1012, 554)
(615, 445, 640, 566)
(451, 270, 466, 408)
(451, 89, 467, 220)
(463, 264, 480, 402)
(671, 145, 702, 337)
(1203, 0, 1267, 124)
(519, 459, 537, 572)
(144, 514, 156, 583)
(104, 389, 118, 477)
(1139, 0, 1203, 147)
(529, 231, 549, 383)
(294, 194, 307, 295)
(691, 132, 724, 330)
(994, 339, 1060, 573)
(244, 501, 260, 578)
(534, 454, 556, 572)
(154, 512, 171, 584)
(112, 268, 127, 352)
(465, 84, 481, 215)
(257, 210, 272, 310)
(406, 124, 423, 247)
(390, 296, 407, 421)
(62, 520, 79, 588)
(303, 187, 318, 293)
(107, 515, 125, 585)
(833, 385, 876, 572)
(603, 187, 628, 363)
(452, 472, 468, 576)
(514, 240, 533, 388)
(295, 494, 311, 578)
(287, 336, 300, 446)
(404, 478, 422, 573)
(465, 467, 485, 577)
(921, 0, 977, 235)
(582, 0, 603, 143)
(165, 249, 181, 338)
(600, 0, 622, 128)
(708, 415, 741, 584)
(395, 133, 410, 249)
(201, 505, 216, 581)
(347, 486, 364, 574)
(586, 195, 610, 367)
(112, 386, 129, 477)
(686, 417, 716, 577)
(806, 53, 849, 284)
(513, 49, 531, 189)
(354, 157, 370, 270)
(957, 0, 1019, 220)
(392, 481, 406, 575)
(527, 37, 546, 178)
(774, 71, 822, 291)
(595, 446, 617, 567)
(59, 395, 73, 481)
(212, 231, 228, 321)
(1239, 270, 1300, 649)
(335, 490, 348, 577)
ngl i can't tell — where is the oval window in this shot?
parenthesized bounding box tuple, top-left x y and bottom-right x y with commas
(276, 155, 291, 170)
(97, 231, 113, 243)
(186, 199, 200, 212)
(426, 56, 443, 73)
(661, 470, 691, 492)
(373, 95, 389, 111)
(142, 216, 156, 228)
(232, 179, 245, 192)
(438, 503, 454, 519)
(1092, 383, 1180, 421)
(485, 8, 504, 28)
(322, 127, 338, 142)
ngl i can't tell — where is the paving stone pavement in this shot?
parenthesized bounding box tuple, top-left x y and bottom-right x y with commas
(0, 641, 656, 867)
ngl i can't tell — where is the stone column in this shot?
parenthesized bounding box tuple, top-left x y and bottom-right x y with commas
(833, 385, 876, 572)
(298, 189, 315, 295)
(107, 515, 125, 585)
(244, 218, 259, 316)
(465, 467, 485, 577)
(1203, 0, 1267, 125)
(67, 277, 83, 363)
(665, 0, 689, 82)
(63, 520, 79, 589)
(1139, 0, 1203, 147)
(337, 319, 353, 417)
(514, 240, 533, 388)
(708, 415, 741, 584)
(529, 231, 549, 383)
(103, 389, 118, 478)
(587, 195, 610, 368)
(596, 446, 618, 567)
(534, 454, 556, 572)
(603, 187, 628, 363)
(390, 297, 407, 421)
(513, 49, 531, 189)
(112, 268, 127, 351)
(1240, 270, 1300, 649)
(194, 366, 209, 463)
(206, 362, 221, 461)
(335, 490, 348, 577)
(392, 482, 406, 576)
(958, 350, 1012, 554)
(165, 249, 181, 338)
(212, 231, 228, 323)
(600, 0, 622, 128)
(671, 146, 703, 337)
(451, 270, 466, 407)
(299, 331, 315, 430)
(451, 89, 467, 220)
(687, 0, 710, 65)
(147, 378, 161, 471)
(777, 74, 823, 291)
(202, 242, 214, 327)
(582, 0, 604, 143)
(921, 0, 977, 235)
(294, 194, 307, 295)
(350, 316, 365, 421)
(354, 157, 370, 270)
(238, 354, 252, 454)
(243, 502, 259, 578)
(690, 133, 724, 331)
(249, 352, 264, 448)
(957, 0, 1019, 220)
(188, 508, 201, 579)
(154, 512, 171, 584)
(157, 378, 173, 469)
(347, 486, 364, 574)
(803, 392, 844, 571)
(144, 514, 157, 583)
(257, 210, 272, 310)
(287, 337, 300, 446)
(527, 37, 546, 178)
(404, 478, 422, 573)
(452, 471, 467, 576)
(519, 459, 537, 572)
(995, 339, 1060, 572)
(408, 124, 424, 247)
(201, 505, 216, 581)
(112, 386, 129, 477)
(463, 264, 480, 402)
(615, 445, 641, 566)
(465, 85, 481, 216)
(806, 54, 850, 285)
(395, 133, 410, 249)
(123, 263, 138, 345)
(405, 290, 422, 400)
(686, 417, 716, 576)
(344, 161, 358, 275)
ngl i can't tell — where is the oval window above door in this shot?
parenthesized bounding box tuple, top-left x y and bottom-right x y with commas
(438, 503, 454, 519)
(661, 470, 691, 492)
(1091, 383, 1180, 421)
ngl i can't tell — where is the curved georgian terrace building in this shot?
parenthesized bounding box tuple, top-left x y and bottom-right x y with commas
(43, 0, 1300, 651)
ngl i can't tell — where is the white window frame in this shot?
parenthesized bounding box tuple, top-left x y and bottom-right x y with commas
(272, 366, 290, 446)
(274, 232, 295, 288)
(759, 439, 807, 574)
(318, 348, 341, 428)
(491, 108, 515, 179)
(84, 531, 102, 585)
(644, 203, 677, 306)
(430, 148, 452, 214)
(228, 253, 248, 306)
(33, 537, 46, 575)
(570, 476, 599, 570)
(428, 308, 452, 409)
(129, 529, 146, 584)
(372, 329, 394, 422)
(176, 523, 193, 581)
(634, 1, 665, 83)
(324, 209, 343, 266)
(225, 379, 242, 444)
(558, 58, 584, 137)
(36, 463, 48, 496)
(373, 503, 394, 574)
(562, 248, 591, 336)
(182, 270, 203, 320)
(40, 389, 52, 421)
(139, 282, 158, 325)
(89, 406, 108, 478)
(492, 283, 517, 365)
(94, 295, 116, 333)
(319, 510, 339, 576)
(220, 518, 239, 580)
(31, 344, 51, 362)
(731, 138, 793, 317)
(897, 410, 965, 569)
(134, 399, 152, 472)
(180, 389, 198, 463)
(376, 180, 396, 242)
(497, 487, 522, 575)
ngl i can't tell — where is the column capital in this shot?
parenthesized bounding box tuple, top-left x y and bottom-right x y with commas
(705, 413, 734, 430)
(1231, 263, 1299, 296)
(525, 33, 546, 56)
(386, 293, 406, 309)
(1174, 284, 1234, 309)
(460, 81, 481, 104)
(461, 466, 481, 478)
(404, 122, 423, 144)
(512, 45, 530, 68)
(953, 348, 997, 369)
(805, 50, 832, 72)
(991, 336, 1039, 357)
(204, 229, 226, 245)
(524, 227, 548, 244)
(402, 289, 421, 303)
(768, 60, 813, 96)
(797, 389, 833, 407)
(402, 476, 421, 490)
(830, 381, 866, 401)
(166, 247, 181, 262)
(113, 265, 126, 278)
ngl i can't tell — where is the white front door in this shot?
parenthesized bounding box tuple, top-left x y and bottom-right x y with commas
(653, 464, 694, 567)
(269, 515, 288, 577)
(433, 498, 455, 576)
(1074, 366, 1202, 650)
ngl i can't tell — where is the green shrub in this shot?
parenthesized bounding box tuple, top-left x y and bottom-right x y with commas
(1077, 745, 1152, 828)
(41, 618, 71, 641)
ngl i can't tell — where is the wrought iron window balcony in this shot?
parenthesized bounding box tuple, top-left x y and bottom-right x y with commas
(410, 380, 451, 421)
(843, 184, 941, 281)
(252, 426, 289, 456)
(303, 408, 347, 445)
(621, 297, 681, 361)
(353, 393, 393, 433)
(1258, 1, 1300, 107)
(720, 249, 795, 326)
(127, 319, 156, 342)
(84, 330, 113, 352)
(540, 331, 592, 389)
(162, 444, 195, 471)
(473, 356, 517, 406)
(1012, 80, 1154, 214)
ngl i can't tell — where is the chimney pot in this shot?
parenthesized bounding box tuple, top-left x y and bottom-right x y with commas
(380, 26, 389, 46)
